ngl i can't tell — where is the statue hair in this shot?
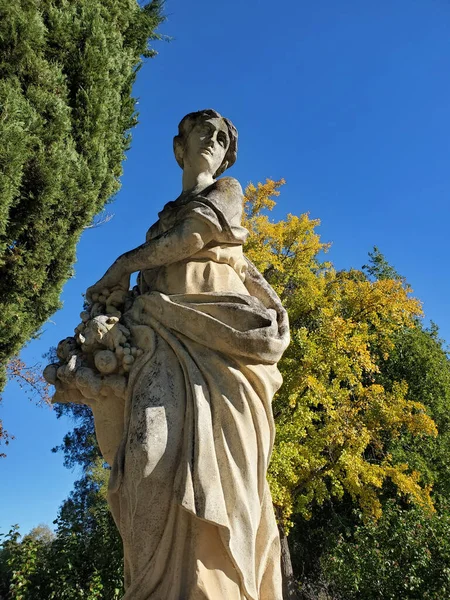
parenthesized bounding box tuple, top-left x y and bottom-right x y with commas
(173, 109, 238, 178)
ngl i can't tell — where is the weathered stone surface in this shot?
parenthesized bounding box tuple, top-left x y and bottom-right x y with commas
(44, 109, 290, 599)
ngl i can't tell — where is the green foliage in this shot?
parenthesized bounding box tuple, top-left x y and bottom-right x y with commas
(362, 246, 403, 281)
(0, 399, 120, 596)
(0, 460, 123, 599)
(380, 324, 450, 501)
(322, 501, 450, 599)
(0, 0, 164, 389)
(51, 403, 100, 470)
(0, 525, 43, 600)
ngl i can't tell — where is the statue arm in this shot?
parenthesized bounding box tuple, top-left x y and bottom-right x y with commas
(86, 217, 214, 301)
(121, 217, 214, 272)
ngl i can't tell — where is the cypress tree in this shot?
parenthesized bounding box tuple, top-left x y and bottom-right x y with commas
(0, 0, 164, 387)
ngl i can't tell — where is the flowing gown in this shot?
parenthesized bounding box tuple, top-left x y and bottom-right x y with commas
(108, 177, 290, 600)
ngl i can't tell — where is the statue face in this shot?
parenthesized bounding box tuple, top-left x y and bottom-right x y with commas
(183, 117, 230, 177)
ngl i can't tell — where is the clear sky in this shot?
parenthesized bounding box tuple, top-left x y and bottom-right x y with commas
(1, 0, 449, 535)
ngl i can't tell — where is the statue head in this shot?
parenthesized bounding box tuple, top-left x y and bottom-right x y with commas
(173, 109, 238, 178)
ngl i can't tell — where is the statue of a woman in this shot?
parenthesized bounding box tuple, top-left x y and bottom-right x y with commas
(47, 109, 290, 599)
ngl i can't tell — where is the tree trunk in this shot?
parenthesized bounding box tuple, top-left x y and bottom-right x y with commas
(278, 522, 300, 600)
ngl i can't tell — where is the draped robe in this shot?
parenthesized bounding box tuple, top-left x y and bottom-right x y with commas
(108, 177, 290, 600)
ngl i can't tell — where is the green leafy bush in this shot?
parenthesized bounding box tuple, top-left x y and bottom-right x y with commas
(322, 501, 450, 600)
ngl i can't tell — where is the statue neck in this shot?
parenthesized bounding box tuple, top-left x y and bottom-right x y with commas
(182, 170, 215, 194)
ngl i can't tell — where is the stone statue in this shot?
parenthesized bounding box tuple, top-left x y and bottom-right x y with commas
(44, 109, 290, 599)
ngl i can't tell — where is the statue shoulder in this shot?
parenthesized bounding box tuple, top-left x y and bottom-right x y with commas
(214, 176, 243, 197)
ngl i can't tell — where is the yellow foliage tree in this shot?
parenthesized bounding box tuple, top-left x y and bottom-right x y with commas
(243, 180, 437, 528)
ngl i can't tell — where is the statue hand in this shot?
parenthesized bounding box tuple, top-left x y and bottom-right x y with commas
(86, 262, 130, 304)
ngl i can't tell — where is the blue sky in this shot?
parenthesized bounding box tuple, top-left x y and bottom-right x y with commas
(1, 0, 449, 535)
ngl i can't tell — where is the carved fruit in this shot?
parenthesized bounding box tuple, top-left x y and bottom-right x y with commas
(43, 364, 59, 385)
(94, 350, 118, 375)
(56, 337, 77, 361)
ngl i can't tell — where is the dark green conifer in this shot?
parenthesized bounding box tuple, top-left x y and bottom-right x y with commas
(0, 0, 163, 387)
